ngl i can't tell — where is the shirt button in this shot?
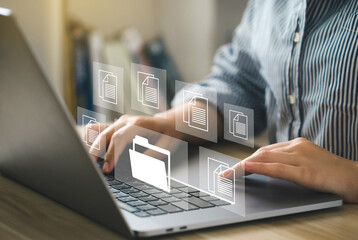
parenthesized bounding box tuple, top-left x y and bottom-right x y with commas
(289, 94, 296, 104)
(293, 32, 301, 43)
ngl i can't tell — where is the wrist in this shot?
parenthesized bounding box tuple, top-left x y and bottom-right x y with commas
(342, 160, 358, 203)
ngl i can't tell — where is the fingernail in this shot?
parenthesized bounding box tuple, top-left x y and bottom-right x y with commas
(221, 170, 232, 179)
(219, 171, 227, 177)
(244, 161, 253, 170)
(102, 162, 109, 172)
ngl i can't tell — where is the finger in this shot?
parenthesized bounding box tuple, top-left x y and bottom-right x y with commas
(243, 161, 300, 183)
(89, 119, 128, 160)
(89, 123, 114, 160)
(259, 141, 291, 151)
(220, 150, 296, 179)
(220, 161, 246, 179)
(102, 125, 139, 173)
(245, 149, 297, 165)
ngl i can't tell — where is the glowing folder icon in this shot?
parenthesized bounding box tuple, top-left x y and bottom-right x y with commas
(129, 136, 171, 192)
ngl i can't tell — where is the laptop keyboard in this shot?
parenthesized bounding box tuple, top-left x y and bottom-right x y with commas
(105, 176, 230, 218)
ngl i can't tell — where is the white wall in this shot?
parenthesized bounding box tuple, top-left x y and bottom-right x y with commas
(158, 0, 217, 83)
(1, 0, 65, 95)
(66, 0, 161, 42)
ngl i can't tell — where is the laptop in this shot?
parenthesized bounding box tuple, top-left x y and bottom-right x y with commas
(0, 8, 342, 238)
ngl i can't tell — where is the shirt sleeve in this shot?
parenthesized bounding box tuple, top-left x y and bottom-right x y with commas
(171, 0, 267, 136)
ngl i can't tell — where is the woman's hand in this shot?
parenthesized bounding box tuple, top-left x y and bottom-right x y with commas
(88, 107, 183, 173)
(221, 138, 358, 203)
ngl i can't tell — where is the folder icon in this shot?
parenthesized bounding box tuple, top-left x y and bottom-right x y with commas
(129, 136, 171, 192)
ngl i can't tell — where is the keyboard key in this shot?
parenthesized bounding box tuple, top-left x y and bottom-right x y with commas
(190, 192, 209, 197)
(135, 185, 153, 191)
(109, 187, 120, 193)
(106, 179, 119, 185)
(139, 196, 158, 202)
(128, 200, 147, 207)
(130, 191, 148, 198)
(121, 187, 140, 194)
(169, 188, 181, 194)
(201, 195, 219, 202)
(149, 200, 167, 206)
(118, 196, 137, 202)
(172, 201, 199, 211)
(134, 211, 150, 217)
(117, 202, 139, 213)
(186, 197, 214, 208)
(112, 183, 131, 190)
(162, 196, 181, 203)
(152, 192, 171, 199)
(113, 192, 128, 198)
(170, 181, 185, 188)
(104, 175, 114, 181)
(137, 204, 156, 211)
(126, 180, 144, 187)
(159, 204, 183, 213)
(177, 186, 199, 193)
(172, 192, 191, 198)
(143, 188, 162, 195)
(146, 209, 166, 216)
(210, 199, 231, 206)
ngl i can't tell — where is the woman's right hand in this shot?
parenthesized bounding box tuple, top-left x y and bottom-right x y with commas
(88, 107, 183, 173)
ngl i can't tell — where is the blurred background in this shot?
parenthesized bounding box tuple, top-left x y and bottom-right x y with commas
(1, 0, 248, 115)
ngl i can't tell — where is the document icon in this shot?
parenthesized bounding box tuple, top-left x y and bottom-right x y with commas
(182, 90, 208, 132)
(98, 70, 117, 105)
(129, 136, 171, 192)
(214, 165, 235, 198)
(82, 115, 101, 150)
(208, 157, 235, 204)
(137, 71, 159, 109)
(229, 110, 248, 140)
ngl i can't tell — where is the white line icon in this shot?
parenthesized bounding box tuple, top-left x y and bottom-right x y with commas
(137, 71, 159, 109)
(183, 90, 208, 132)
(82, 115, 101, 150)
(208, 157, 235, 204)
(129, 136, 171, 192)
(98, 70, 118, 105)
(229, 110, 248, 140)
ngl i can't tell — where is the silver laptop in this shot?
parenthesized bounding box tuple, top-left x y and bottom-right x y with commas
(0, 8, 342, 238)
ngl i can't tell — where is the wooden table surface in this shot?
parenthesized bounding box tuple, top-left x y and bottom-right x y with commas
(0, 145, 357, 240)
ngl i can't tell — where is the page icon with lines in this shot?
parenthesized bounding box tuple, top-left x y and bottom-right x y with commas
(136, 71, 160, 109)
(214, 165, 234, 198)
(142, 76, 159, 109)
(182, 90, 209, 132)
(208, 157, 235, 204)
(82, 115, 101, 150)
(98, 70, 117, 105)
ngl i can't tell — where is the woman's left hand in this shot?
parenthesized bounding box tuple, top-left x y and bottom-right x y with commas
(221, 138, 358, 203)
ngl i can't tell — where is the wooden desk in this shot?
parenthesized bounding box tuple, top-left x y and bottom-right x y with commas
(0, 146, 357, 240)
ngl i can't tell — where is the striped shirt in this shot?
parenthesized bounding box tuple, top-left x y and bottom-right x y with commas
(172, 0, 358, 161)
